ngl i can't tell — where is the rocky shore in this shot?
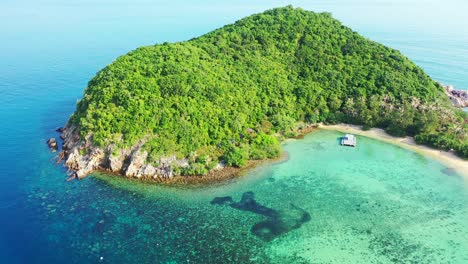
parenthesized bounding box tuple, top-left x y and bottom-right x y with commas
(147, 153, 289, 186)
(54, 124, 309, 183)
(443, 84, 468, 108)
(57, 125, 219, 181)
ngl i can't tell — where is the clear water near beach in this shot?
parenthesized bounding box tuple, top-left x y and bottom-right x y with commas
(22, 130, 468, 263)
(1, 0, 467, 263)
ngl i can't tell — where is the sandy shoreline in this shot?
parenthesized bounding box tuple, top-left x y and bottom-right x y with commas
(320, 124, 468, 179)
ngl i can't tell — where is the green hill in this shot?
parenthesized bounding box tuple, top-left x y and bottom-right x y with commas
(68, 6, 467, 175)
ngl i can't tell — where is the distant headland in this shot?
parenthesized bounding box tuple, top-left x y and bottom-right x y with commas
(49, 6, 467, 182)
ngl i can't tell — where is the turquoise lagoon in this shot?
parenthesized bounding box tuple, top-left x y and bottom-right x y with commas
(25, 130, 468, 263)
(1, 0, 468, 263)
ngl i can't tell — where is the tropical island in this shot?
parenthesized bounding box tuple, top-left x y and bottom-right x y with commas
(57, 6, 467, 181)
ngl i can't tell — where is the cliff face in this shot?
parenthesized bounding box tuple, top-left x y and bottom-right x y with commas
(59, 126, 195, 180)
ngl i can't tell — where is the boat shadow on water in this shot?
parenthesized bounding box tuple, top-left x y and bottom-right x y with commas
(441, 167, 462, 179)
(210, 191, 311, 241)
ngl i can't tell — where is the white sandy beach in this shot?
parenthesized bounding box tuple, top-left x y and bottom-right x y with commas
(320, 124, 468, 179)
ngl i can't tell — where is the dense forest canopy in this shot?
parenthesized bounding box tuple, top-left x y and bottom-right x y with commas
(70, 6, 467, 172)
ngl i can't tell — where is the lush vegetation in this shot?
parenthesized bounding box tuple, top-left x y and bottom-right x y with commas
(70, 6, 467, 174)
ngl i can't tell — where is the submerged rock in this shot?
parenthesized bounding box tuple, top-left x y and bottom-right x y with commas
(211, 191, 311, 241)
(230, 191, 278, 218)
(251, 204, 311, 242)
(210, 196, 233, 205)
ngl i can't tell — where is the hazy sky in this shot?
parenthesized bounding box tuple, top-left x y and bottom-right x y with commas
(1, 0, 467, 37)
(1, 0, 467, 90)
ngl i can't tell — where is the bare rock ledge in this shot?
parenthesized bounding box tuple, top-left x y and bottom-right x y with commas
(58, 125, 208, 181)
(53, 122, 316, 181)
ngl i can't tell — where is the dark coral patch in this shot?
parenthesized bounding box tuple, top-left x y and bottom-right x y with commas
(211, 191, 310, 241)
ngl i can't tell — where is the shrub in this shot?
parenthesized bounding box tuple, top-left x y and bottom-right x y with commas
(223, 145, 248, 167)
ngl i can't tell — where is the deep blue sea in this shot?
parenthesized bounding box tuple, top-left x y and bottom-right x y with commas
(1, 1, 467, 263)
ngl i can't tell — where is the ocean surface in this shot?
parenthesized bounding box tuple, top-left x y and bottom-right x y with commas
(1, 0, 467, 263)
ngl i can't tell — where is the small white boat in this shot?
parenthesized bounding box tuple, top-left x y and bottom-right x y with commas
(341, 134, 356, 147)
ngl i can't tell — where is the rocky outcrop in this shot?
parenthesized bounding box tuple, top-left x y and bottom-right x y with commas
(47, 138, 58, 152)
(57, 125, 202, 181)
(443, 85, 468, 108)
(66, 147, 104, 179)
(124, 149, 149, 178)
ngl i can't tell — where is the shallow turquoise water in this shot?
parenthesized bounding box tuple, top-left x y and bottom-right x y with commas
(26, 130, 468, 263)
(1, 0, 468, 263)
